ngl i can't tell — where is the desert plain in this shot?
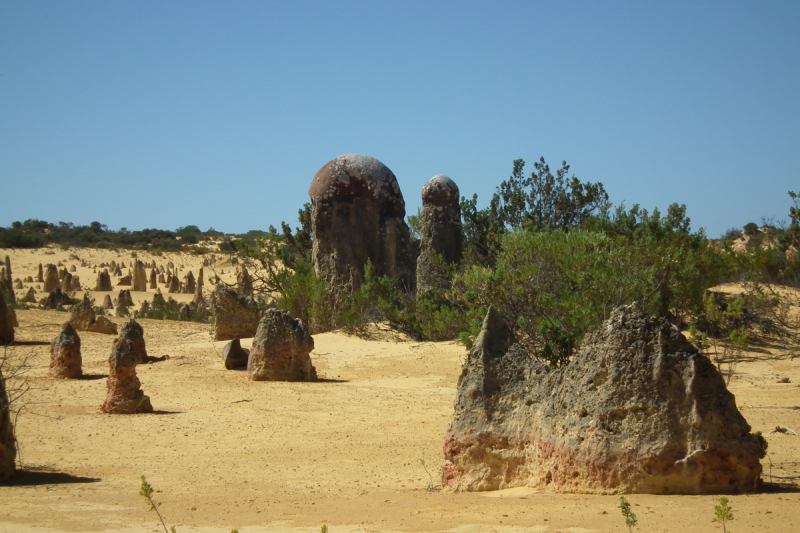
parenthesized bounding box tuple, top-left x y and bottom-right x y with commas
(0, 245, 798, 533)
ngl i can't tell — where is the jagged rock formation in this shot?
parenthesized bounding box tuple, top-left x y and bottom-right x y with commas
(102, 294, 114, 309)
(309, 153, 414, 293)
(247, 309, 316, 382)
(112, 265, 122, 277)
(192, 284, 204, 305)
(442, 305, 763, 495)
(49, 322, 82, 378)
(36, 263, 44, 283)
(416, 175, 462, 296)
(43, 264, 60, 293)
(117, 289, 134, 308)
(158, 273, 166, 284)
(182, 271, 196, 294)
(117, 273, 132, 286)
(69, 265, 77, 272)
(132, 261, 147, 291)
(101, 338, 153, 414)
(197, 267, 204, 287)
(58, 267, 67, 281)
(237, 267, 253, 296)
(22, 287, 36, 303)
(112, 319, 165, 364)
(0, 288, 14, 344)
(61, 272, 73, 292)
(222, 338, 250, 370)
(151, 291, 166, 310)
(69, 295, 118, 334)
(13, 279, 22, 290)
(95, 269, 113, 291)
(167, 270, 180, 293)
(213, 287, 259, 341)
(24, 276, 33, 283)
(149, 269, 157, 289)
(70, 275, 81, 291)
(0, 366, 16, 480)
(43, 288, 63, 310)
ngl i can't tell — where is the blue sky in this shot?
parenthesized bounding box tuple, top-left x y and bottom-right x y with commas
(1, 1, 798, 237)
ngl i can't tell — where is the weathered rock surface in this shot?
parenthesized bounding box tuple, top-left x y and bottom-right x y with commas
(95, 269, 113, 291)
(61, 272, 73, 292)
(237, 267, 253, 296)
(43, 288, 63, 310)
(442, 304, 762, 495)
(43, 264, 60, 293)
(132, 261, 147, 292)
(69, 295, 118, 335)
(117, 274, 132, 286)
(69, 265, 77, 272)
(179, 303, 191, 321)
(117, 290, 133, 308)
(6, 306, 18, 328)
(192, 284, 204, 305)
(309, 153, 414, 293)
(182, 271, 196, 294)
(113, 319, 149, 362)
(149, 269, 157, 289)
(102, 294, 114, 309)
(247, 309, 316, 382)
(0, 366, 16, 480)
(101, 338, 153, 414)
(222, 338, 250, 370)
(0, 289, 14, 344)
(13, 279, 23, 290)
(416, 175, 462, 295)
(70, 275, 81, 291)
(167, 271, 180, 293)
(49, 322, 82, 379)
(22, 287, 36, 303)
(213, 287, 259, 341)
(36, 263, 44, 283)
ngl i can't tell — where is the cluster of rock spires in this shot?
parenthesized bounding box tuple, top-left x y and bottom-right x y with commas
(441, 304, 763, 495)
(69, 295, 118, 334)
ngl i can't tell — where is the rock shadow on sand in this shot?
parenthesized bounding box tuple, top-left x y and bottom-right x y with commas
(2, 469, 100, 486)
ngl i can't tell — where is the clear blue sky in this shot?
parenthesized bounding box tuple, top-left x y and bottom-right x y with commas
(1, 1, 798, 238)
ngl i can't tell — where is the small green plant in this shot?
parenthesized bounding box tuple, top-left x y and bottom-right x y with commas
(320, 526, 329, 533)
(618, 496, 637, 532)
(139, 475, 176, 533)
(419, 457, 441, 492)
(712, 496, 734, 533)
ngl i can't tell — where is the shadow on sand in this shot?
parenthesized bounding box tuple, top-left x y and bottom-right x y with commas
(77, 374, 108, 381)
(1, 469, 100, 487)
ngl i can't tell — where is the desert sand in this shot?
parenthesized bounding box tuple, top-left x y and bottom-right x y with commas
(0, 246, 798, 533)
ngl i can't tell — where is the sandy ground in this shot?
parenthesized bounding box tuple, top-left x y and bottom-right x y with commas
(0, 247, 799, 533)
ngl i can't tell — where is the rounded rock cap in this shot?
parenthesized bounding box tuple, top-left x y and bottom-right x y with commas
(421, 175, 459, 205)
(309, 154, 403, 208)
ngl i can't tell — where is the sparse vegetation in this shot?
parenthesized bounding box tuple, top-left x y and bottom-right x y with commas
(139, 475, 176, 533)
(618, 496, 637, 532)
(712, 496, 734, 533)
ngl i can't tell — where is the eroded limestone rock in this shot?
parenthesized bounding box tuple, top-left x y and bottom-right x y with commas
(43, 264, 60, 293)
(49, 322, 82, 379)
(309, 153, 414, 293)
(213, 287, 259, 341)
(416, 175, 462, 296)
(101, 338, 153, 414)
(132, 261, 147, 292)
(222, 337, 249, 370)
(247, 309, 316, 382)
(442, 304, 762, 495)
(95, 269, 113, 291)
(0, 366, 16, 480)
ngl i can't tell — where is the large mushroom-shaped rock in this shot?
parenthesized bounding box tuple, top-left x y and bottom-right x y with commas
(213, 287, 259, 341)
(132, 261, 147, 292)
(222, 338, 250, 370)
(442, 304, 763, 495)
(0, 289, 14, 344)
(95, 269, 113, 291)
(309, 153, 414, 293)
(416, 175, 462, 295)
(101, 338, 153, 414)
(43, 264, 60, 293)
(49, 322, 82, 379)
(0, 366, 16, 480)
(247, 309, 316, 382)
